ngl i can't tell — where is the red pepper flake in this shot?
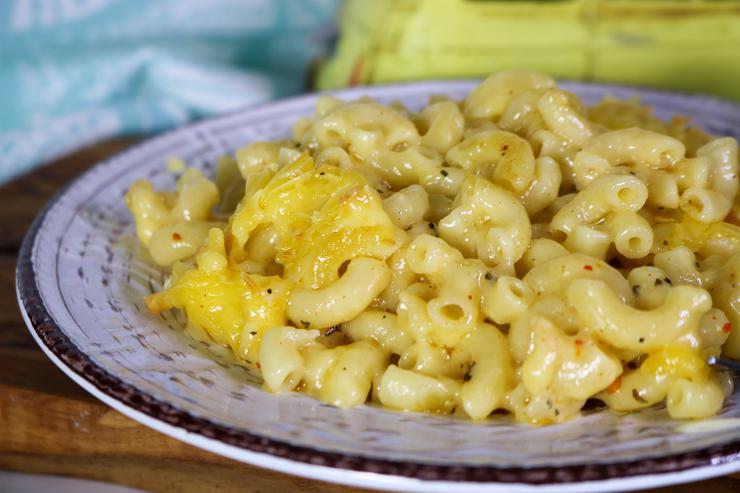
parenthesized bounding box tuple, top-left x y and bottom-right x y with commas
(172, 232, 182, 241)
(722, 323, 732, 333)
(584, 265, 593, 271)
(255, 362, 261, 369)
(574, 339, 584, 345)
(607, 376, 622, 395)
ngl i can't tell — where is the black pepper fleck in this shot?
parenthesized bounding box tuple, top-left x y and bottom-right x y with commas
(632, 388, 648, 403)
(324, 325, 341, 337)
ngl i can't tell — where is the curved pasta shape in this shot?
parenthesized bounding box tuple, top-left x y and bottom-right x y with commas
(374, 248, 419, 312)
(366, 145, 445, 189)
(287, 257, 391, 328)
(521, 316, 622, 401)
(550, 174, 648, 234)
(149, 222, 222, 266)
(302, 339, 388, 408)
(377, 365, 459, 413)
(406, 234, 464, 277)
(530, 128, 580, 191)
(627, 266, 672, 310)
(675, 156, 711, 191)
(481, 276, 534, 325)
(126, 180, 171, 246)
(524, 253, 632, 302)
(170, 168, 219, 221)
(698, 137, 738, 204)
(603, 211, 654, 259)
(567, 279, 712, 351)
(127, 169, 220, 246)
(598, 365, 671, 412)
(438, 176, 531, 273)
(259, 327, 319, 392)
(652, 246, 702, 286)
(646, 170, 680, 209)
(426, 292, 478, 340)
(315, 146, 389, 192)
(573, 128, 686, 188)
(498, 89, 546, 137)
(508, 296, 584, 362)
(398, 340, 469, 380)
(405, 235, 486, 345)
(516, 238, 569, 275)
(235, 141, 287, 177)
(599, 344, 712, 414)
(518, 156, 562, 216)
(382, 185, 430, 229)
(679, 188, 730, 223)
(464, 70, 555, 120)
(344, 309, 413, 355)
(562, 225, 611, 260)
(446, 129, 536, 194)
(698, 308, 731, 357)
(304, 100, 420, 152)
(415, 101, 465, 154)
(666, 377, 725, 419)
(460, 324, 513, 419)
(537, 89, 594, 146)
(680, 138, 739, 222)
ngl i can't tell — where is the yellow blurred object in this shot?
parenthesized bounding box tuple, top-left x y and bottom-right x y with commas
(318, 0, 740, 101)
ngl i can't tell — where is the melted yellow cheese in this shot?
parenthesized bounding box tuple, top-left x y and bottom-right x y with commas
(146, 230, 292, 363)
(147, 155, 404, 361)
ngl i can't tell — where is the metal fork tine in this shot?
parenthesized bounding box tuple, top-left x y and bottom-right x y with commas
(707, 356, 740, 373)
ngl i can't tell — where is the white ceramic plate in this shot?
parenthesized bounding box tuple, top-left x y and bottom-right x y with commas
(16, 81, 740, 493)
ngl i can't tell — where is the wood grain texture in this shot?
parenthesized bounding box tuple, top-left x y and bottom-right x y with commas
(2, 140, 738, 492)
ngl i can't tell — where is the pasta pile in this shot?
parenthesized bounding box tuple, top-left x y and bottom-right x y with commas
(126, 71, 739, 424)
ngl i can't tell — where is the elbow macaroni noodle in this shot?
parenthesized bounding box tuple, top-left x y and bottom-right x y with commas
(127, 71, 739, 424)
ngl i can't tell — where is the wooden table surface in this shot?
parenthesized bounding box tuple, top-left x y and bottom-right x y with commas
(2, 139, 739, 493)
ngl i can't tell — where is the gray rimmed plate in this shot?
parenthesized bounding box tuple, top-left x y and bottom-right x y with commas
(16, 81, 740, 493)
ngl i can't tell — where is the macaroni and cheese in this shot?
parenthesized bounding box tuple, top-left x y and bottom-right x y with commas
(126, 71, 739, 424)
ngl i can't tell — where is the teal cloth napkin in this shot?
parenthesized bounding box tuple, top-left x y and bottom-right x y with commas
(0, 0, 339, 183)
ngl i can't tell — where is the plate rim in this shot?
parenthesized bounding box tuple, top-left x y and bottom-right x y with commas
(15, 80, 740, 491)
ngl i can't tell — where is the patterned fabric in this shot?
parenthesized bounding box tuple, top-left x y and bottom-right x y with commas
(0, 0, 339, 183)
